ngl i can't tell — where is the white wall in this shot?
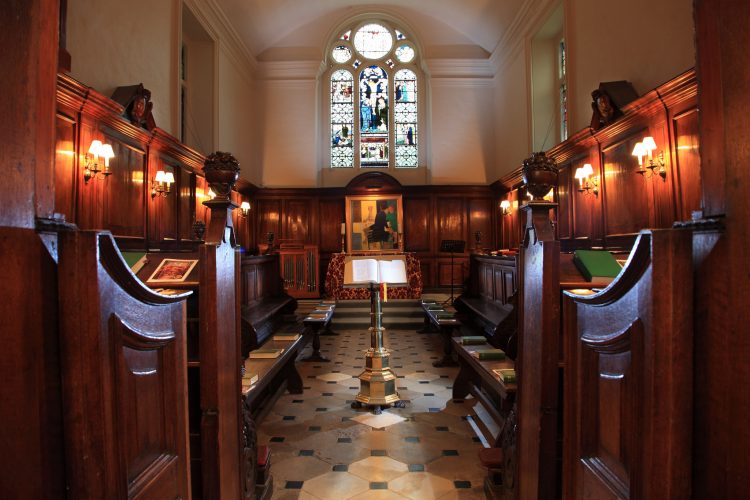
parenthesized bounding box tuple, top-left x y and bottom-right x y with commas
(68, 0, 177, 134)
(217, 48, 258, 183)
(258, 79, 319, 187)
(493, 50, 530, 179)
(566, 0, 694, 131)
(429, 80, 494, 184)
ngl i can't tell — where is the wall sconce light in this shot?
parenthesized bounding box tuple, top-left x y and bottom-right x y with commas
(240, 201, 251, 217)
(208, 188, 216, 199)
(83, 140, 114, 184)
(632, 136, 666, 180)
(150, 170, 175, 198)
(574, 163, 599, 196)
(500, 199, 511, 215)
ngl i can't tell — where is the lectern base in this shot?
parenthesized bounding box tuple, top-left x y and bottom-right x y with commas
(354, 345, 401, 408)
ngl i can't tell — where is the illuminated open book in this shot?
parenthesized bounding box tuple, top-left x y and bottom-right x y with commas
(344, 257, 407, 286)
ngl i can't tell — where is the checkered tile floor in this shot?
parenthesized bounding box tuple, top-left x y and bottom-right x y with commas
(258, 313, 488, 499)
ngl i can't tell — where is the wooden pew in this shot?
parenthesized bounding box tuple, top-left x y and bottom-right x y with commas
(58, 230, 192, 499)
(239, 254, 298, 356)
(454, 254, 518, 357)
(561, 229, 692, 499)
(126, 152, 263, 500)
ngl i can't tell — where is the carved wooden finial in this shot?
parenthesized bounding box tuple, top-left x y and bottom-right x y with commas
(202, 151, 240, 245)
(521, 152, 558, 245)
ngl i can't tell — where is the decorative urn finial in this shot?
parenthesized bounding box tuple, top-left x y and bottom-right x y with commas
(522, 151, 558, 199)
(203, 151, 240, 202)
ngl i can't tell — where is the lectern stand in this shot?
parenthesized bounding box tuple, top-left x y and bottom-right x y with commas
(351, 283, 406, 414)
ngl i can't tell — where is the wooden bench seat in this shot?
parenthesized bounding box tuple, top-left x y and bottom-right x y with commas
(242, 323, 309, 420)
(452, 339, 517, 426)
(241, 296, 297, 355)
(420, 301, 461, 367)
(454, 294, 517, 358)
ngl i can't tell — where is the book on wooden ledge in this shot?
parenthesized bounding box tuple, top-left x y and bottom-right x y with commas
(492, 368, 516, 384)
(426, 304, 444, 310)
(435, 312, 456, 319)
(242, 373, 259, 386)
(460, 336, 487, 345)
(248, 348, 284, 359)
(470, 349, 506, 360)
(344, 256, 407, 286)
(573, 249, 622, 283)
(306, 312, 328, 320)
(273, 333, 300, 341)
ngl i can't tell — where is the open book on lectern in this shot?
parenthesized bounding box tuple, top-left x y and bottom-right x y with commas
(344, 257, 408, 286)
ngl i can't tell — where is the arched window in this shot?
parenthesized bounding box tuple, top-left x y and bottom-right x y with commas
(328, 21, 420, 170)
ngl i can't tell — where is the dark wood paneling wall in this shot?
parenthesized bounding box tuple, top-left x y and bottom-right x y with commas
(499, 70, 698, 250)
(245, 184, 497, 289)
(54, 73, 251, 251)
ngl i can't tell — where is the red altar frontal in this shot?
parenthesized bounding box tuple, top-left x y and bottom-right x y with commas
(325, 253, 423, 299)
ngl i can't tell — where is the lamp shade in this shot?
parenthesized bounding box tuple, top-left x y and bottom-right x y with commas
(581, 163, 594, 177)
(500, 200, 510, 210)
(208, 188, 216, 199)
(632, 142, 646, 157)
(155, 170, 166, 183)
(641, 136, 657, 151)
(88, 140, 103, 156)
(240, 201, 251, 211)
(99, 143, 114, 159)
(574, 167, 585, 179)
(163, 172, 175, 184)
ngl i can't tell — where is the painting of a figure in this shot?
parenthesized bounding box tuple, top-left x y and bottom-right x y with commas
(345, 195, 403, 253)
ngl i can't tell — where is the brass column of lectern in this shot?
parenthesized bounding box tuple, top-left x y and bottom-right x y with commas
(351, 284, 405, 414)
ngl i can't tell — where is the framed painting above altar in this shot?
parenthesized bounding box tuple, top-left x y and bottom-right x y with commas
(345, 194, 403, 253)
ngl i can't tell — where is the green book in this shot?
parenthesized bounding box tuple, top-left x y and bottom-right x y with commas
(460, 336, 487, 345)
(435, 312, 456, 319)
(121, 251, 147, 274)
(426, 304, 444, 310)
(493, 368, 516, 384)
(470, 349, 506, 360)
(573, 250, 622, 282)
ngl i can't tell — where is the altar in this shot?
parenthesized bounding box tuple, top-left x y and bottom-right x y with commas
(324, 253, 423, 299)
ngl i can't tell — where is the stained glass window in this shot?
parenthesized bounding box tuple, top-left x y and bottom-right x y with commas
(395, 45, 414, 63)
(394, 69, 417, 167)
(353, 24, 393, 59)
(332, 45, 352, 63)
(331, 70, 354, 167)
(359, 66, 389, 167)
(328, 19, 420, 169)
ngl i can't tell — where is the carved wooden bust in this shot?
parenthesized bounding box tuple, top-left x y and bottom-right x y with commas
(110, 83, 156, 130)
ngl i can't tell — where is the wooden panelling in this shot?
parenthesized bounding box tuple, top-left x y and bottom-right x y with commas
(178, 167, 196, 241)
(673, 109, 702, 220)
(468, 198, 493, 252)
(103, 137, 146, 239)
(602, 132, 650, 237)
(54, 114, 77, 221)
(403, 196, 430, 252)
(319, 199, 344, 253)
(256, 199, 282, 245)
(284, 199, 311, 242)
(437, 197, 464, 249)
(557, 165, 572, 239)
(498, 70, 698, 251)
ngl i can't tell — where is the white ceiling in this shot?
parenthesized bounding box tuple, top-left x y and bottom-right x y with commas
(215, 0, 525, 60)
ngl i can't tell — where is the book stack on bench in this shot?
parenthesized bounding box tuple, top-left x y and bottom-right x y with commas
(460, 336, 487, 345)
(492, 368, 516, 384)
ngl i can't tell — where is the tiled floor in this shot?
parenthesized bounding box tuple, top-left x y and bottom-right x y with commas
(258, 309, 488, 499)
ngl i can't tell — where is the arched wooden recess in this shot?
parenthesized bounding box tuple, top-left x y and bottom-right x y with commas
(345, 172, 403, 195)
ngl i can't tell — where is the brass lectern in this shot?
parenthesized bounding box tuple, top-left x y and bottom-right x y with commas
(351, 284, 406, 414)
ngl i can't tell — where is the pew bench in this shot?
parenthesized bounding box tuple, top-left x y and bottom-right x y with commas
(300, 304, 336, 362)
(420, 301, 461, 367)
(454, 295, 517, 358)
(241, 296, 297, 354)
(452, 340, 517, 427)
(242, 323, 309, 420)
